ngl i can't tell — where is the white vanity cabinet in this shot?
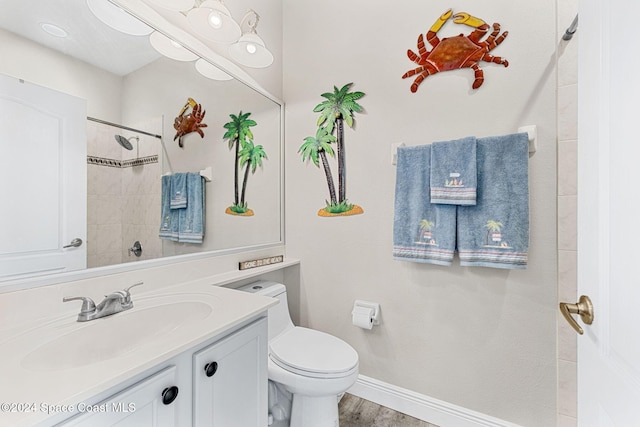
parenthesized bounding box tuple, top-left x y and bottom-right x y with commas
(57, 317, 267, 427)
(58, 366, 180, 427)
(193, 316, 267, 426)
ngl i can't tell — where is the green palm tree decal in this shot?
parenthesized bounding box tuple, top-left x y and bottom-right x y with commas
(418, 219, 434, 241)
(313, 83, 365, 203)
(484, 220, 503, 245)
(223, 111, 256, 206)
(298, 127, 338, 205)
(420, 219, 434, 231)
(238, 140, 267, 208)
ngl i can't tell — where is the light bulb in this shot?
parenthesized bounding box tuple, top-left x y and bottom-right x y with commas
(246, 43, 257, 54)
(208, 12, 223, 29)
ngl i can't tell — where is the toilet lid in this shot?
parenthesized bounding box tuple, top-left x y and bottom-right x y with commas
(269, 327, 358, 379)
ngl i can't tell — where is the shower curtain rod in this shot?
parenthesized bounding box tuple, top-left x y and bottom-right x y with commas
(87, 116, 162, 140)
(562, 14, 578, 40)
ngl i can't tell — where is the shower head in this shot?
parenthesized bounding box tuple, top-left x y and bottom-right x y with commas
(114, 135, 138, 150)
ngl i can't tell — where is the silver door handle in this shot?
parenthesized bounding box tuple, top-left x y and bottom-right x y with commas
(63, 238, 83, 249)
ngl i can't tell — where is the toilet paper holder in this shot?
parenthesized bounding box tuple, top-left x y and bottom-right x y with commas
(353, 300, 381, 325)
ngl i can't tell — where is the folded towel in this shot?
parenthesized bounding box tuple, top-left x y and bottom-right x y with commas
(170, 173, 188, 209)
(430, 136, 477, 205)
(176, 173, 205, 244)
(393, 145, 456, 265)
(457, 133, 529, 269)
(159, 175, 179, 241)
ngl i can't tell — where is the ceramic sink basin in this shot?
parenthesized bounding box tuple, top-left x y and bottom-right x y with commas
(22, 299, 212, 371)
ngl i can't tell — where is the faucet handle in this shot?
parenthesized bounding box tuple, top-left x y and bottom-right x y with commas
(121, 282, 143, 307)
(63, 296, 96, 314)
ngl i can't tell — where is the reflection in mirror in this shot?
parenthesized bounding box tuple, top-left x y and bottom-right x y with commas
(0, 0, 282, 283)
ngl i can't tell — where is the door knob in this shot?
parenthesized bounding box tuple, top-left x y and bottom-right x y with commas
(63, 238, 83, 249)
(559, 295, 594, 335)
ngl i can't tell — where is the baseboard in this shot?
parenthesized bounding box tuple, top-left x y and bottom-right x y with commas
(347, 375, 521, 427)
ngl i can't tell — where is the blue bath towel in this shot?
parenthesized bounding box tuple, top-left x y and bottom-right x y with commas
(430, 136, 477, 205)
(457, 133, 529, 269)
(176, 173, 205, 244)
(159, 175, 179, 241)
(170, 173, 188, 209)
(159, 173, 206, 243)
(393, 145, 456, 265)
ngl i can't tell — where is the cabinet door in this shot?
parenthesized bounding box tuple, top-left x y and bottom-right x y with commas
(194, 318, 267, 426)
(59, 366, 179, 427)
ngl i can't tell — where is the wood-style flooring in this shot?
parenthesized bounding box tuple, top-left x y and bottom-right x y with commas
(338, 393, 439, 427)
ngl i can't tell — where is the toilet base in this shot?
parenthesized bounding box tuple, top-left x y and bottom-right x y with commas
(290, 394, 339, 427)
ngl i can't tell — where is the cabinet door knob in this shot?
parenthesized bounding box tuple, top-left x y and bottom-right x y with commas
(204, 361, 218, 377)
(161, 386, 179, 405)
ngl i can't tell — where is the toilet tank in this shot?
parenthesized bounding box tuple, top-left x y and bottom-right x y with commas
(236, 280, 294, 340)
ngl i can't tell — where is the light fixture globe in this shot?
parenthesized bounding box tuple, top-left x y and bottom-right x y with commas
(195, 58, 233, 81)
(149, 31, 199, 61)
(229, 33, 273, 68)
(86, 0, 152, 36)
(187, 0, 241, 43)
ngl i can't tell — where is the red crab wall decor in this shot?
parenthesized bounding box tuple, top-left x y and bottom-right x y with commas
(402, 9, 509, 93)
(174, 97, 208, 147)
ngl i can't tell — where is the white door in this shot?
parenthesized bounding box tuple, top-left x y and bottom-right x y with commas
(576, 0, 640, 424)
(0, 74, 86, 281)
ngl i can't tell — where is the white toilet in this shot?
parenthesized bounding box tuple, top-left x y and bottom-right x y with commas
(239, 280, 359, 427)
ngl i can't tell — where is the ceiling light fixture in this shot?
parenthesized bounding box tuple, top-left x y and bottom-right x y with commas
(149, 31, 199, 61)
(187, 0, 241, 43)
(195, 58, 233, 81)
(228, 10, 273, 68)
(86, 0, 153, 36)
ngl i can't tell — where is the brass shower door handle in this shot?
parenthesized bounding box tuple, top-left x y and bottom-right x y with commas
(559, 295, 594, 335)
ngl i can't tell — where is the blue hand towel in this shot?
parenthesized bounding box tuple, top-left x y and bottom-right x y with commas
(170, 173, 188, 209)
(457, 133, 529, 269)
(177, 173, 205, 244)
(159, 175, 179, 241)
(430, 136, 477, 205)
(393, 145, 456, 265)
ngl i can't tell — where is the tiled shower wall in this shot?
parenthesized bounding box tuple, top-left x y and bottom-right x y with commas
(557, 0, 578, 425)
(86, 118, 162, 269)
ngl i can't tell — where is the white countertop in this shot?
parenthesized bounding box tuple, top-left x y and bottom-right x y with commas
(0, 281, 277, 427)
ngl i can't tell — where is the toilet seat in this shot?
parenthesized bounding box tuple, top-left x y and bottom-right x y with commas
(269, 327, 358, 379)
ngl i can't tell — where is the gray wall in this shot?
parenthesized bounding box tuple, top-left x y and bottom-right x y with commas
(283, 1, 558, 425)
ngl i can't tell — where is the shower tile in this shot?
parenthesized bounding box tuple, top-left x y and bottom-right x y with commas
(86, 224, 97, 256)
(558, 414, 577, 427)
(558, 196, 577, 251)
(558, 140, 577, 196)
(558, 84, 578, 141)
(87, 194, 98, 226)
(96, 195, 123, 225)
(558, 37, 578, 87)
(558, 360, 577, 418)
(96, 224, 122, 254)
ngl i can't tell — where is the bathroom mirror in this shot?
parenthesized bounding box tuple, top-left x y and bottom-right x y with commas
(0, 0, 282, 284)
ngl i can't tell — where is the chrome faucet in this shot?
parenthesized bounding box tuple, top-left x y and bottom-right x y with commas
(63, 282, 143, 322)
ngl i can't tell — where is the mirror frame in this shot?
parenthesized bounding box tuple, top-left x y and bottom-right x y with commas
(0, 0, 284, 292)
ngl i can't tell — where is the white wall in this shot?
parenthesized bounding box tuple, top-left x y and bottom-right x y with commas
(0, 29, 123, 122)
(283, 1, 557, 425)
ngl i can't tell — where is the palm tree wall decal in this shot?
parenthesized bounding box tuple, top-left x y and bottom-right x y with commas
(313, 83, 365, 204)
(223, 111, 265, 216)
(238, 140, 267, 208)
(298, 127, 338, 205)
(223, 111, 256, 207)
(301, 83, 366, 216)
